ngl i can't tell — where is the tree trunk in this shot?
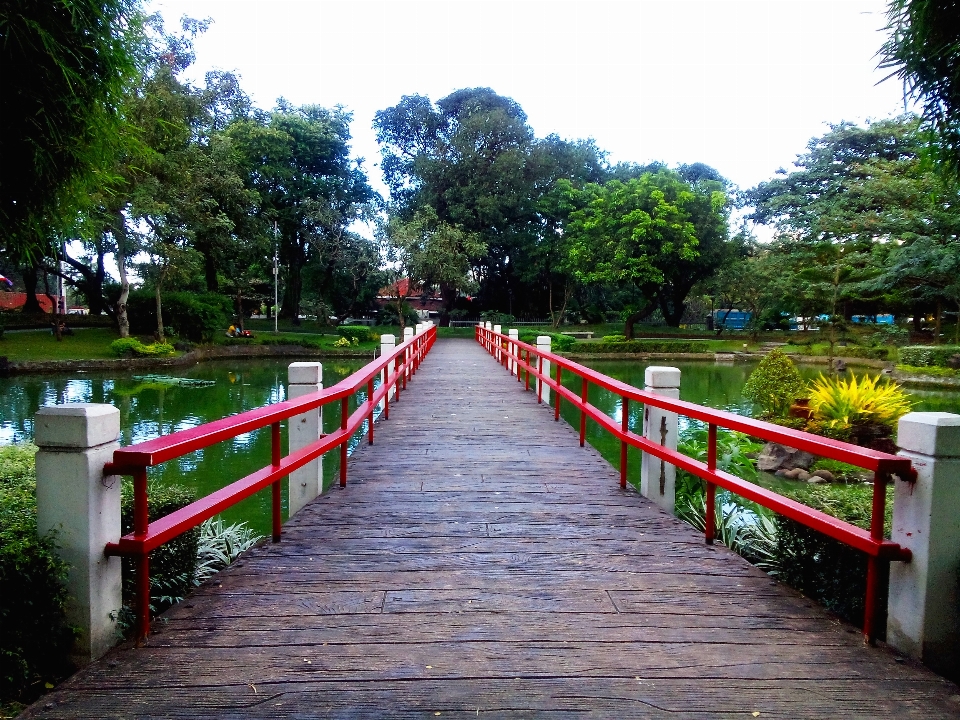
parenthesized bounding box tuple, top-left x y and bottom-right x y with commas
(114, 212, 131, 338)
(439, 281, 457, 327)
(236, 287, 244, 331)
(21, 261, 43, 314)
(934, 299, 942, 344)
(155, 284, 165, 343)
(624, 311, 643, 340)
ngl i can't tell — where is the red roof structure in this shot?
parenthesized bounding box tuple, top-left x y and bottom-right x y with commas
(377, 279, 443, 312)
(0, 292, 54, 312)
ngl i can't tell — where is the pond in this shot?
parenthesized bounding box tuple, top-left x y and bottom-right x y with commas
(0, 358, 373, 535)
(559, 358, 960, 492)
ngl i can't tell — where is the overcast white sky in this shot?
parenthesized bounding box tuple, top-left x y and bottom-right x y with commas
(147, 0, 911, 194)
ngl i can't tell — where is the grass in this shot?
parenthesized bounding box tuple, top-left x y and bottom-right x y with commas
(0, 328, 121, 361)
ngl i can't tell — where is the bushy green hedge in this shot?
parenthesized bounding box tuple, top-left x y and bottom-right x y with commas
(120, 482, 199, 617)
(774, 483, 891, 630)
(517, 331, 576, 352)
(127, 291, 231, 343)
(574, 339, 710, 354)
(899, 345, 960, 368)
(336, 325, 377, 343)
(0, 444, 75, 704)
(110, 338, 176, 358)
(836, 346, 890, 360)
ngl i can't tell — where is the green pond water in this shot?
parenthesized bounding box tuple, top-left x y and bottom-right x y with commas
(4, 354, 959, 534)
(0, 358, 373, 535)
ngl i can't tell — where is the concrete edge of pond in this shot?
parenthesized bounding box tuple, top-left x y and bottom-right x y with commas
(5, 344, 377, 376)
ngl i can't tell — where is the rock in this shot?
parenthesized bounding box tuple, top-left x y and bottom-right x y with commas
(757, 443, 816, 473)
(794, 470, 811, 481)
(811, 469, 835, 482)
(807, 476, 825, 484)
(782, 468, 802, 479)
(774, 469, 788, 477)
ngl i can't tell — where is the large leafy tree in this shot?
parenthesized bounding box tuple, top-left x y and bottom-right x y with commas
(565, 170, 710, 338)
(880, 0, 960, 174)
(230, 105, 373, 325)
(0, 0, 142, 260)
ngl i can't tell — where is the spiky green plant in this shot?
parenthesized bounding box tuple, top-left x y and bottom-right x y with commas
(194, 517, 263, 586)
(808, 373, 913, 431)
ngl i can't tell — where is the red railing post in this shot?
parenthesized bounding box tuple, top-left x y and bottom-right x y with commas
(705, 423, 717, 545)
(620, 397, 629, 489)
(863, 469, 889, 644)
(133, 466, 150, 643)
(367, 378, 375, 445)
(554, 366, 562, 421)
(579, 377, 588, 447)
(524, 349, 530, 391)
(339, 397, 349, 487)
(271, 421, 282, 542)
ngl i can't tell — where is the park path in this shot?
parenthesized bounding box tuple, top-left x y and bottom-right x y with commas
(22, 339, 960, 718)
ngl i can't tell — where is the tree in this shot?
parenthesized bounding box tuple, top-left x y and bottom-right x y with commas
(565, 170, 723, 338)
(0, 0, 142, 260)
(880, 0, 960, 174)
(385, 207, 486, 325)
(230, 105, 374, 325)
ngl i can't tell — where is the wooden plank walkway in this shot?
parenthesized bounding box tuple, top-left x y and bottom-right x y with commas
(23, 338, 960, 718)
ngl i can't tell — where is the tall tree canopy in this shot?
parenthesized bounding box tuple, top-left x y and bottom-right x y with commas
(880, 0, 960, 173)
(0, 0, 143, 258)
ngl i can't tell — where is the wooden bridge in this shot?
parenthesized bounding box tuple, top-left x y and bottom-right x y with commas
(24, 338, 960, 718)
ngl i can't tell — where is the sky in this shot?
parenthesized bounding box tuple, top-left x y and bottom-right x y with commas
(147, 0, 912, 194)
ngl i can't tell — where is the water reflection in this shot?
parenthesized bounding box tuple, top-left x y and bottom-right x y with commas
(0, 358, 370, 534)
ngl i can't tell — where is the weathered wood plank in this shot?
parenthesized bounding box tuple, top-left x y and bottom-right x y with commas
(20, 338, 960, 719)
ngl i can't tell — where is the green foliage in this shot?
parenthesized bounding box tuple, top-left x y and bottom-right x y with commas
(899, 344, 960, 367)
(742, 349, 807, 417)
(867, 325, 910, 347)
(120, 481, 199, 617)
(774, 483, 892, 627)
(517, 331, 575, 352)
(126, 291, 231, 343)
(336, 326, 377, 343)
(579, 340, 710, 354)
(109, 338, 176, 358)
(896, 363, 960, 377)
(0, 444, 75, 704)
(808, 373, 913, 431)
(601, 334, 627, 343)
(194, 517, 263, 586)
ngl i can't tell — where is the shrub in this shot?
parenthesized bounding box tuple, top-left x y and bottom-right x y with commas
(336, 325, 376, 343)
(0, 444, 75, 704)
(577, 339, 710, 354)
(899, 345, 960, 368)
(836, 346, 890, 360)
(110, 338, 176, 358)
(742, 349, 806, 418)
(867, 325, 910, 348)
(126, 290, 231, 343)
(808, 373, 912, 432)
(120, 481, 199, 617)
(601, 334, 627, 343)
(517, 331, 576, 352)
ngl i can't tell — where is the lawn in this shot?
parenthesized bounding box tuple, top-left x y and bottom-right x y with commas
(0, 328, 121, 362)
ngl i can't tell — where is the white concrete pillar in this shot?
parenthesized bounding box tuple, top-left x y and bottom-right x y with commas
(34, 404, 122, 665)
(493, 324, 502, 361)
(287, 363, 323, 516)
(536, 335, 551, 405)
(415, 322, 424, 335)
(403, 326, 414, 378)
(640, 367, 680, 514)
(380, 334, 396, 401)
(508, 329, 519, 375)
(888, 412, 960, 679)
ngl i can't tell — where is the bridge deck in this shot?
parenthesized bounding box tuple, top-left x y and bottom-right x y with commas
(25, 339, 960, 718)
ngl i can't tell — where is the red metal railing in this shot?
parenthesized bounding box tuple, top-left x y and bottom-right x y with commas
(477, 325, 915, 643)
(103, 326, 437, 641)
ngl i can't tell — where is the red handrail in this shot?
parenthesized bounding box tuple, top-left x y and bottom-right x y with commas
(476, 326, 915, 643)
(104, 326, 437, 641)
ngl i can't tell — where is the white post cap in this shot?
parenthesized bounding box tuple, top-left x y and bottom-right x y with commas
(35, 404, 120, 449)
(645, 366, 681, 389)
(509, 328, 519, 338)
(381, 333, 396, 345)
(536, 335, 552, 345)
(288, 361, 322, 384)
(898, 412, 960, 457)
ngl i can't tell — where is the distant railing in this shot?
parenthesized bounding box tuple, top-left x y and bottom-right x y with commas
(103, 325, 438, 641)
(476, 325, 915, 643)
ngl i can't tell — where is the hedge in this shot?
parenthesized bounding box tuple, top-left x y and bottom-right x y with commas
(899, 345, 960, 368)
(834, 346, 890, 360)
(336, 325, 377, 343)
(0, 445, 74, 704)
(574, 339, 710, 354)
(517, 331, 576, 352)
(126, 291, 232, 343)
